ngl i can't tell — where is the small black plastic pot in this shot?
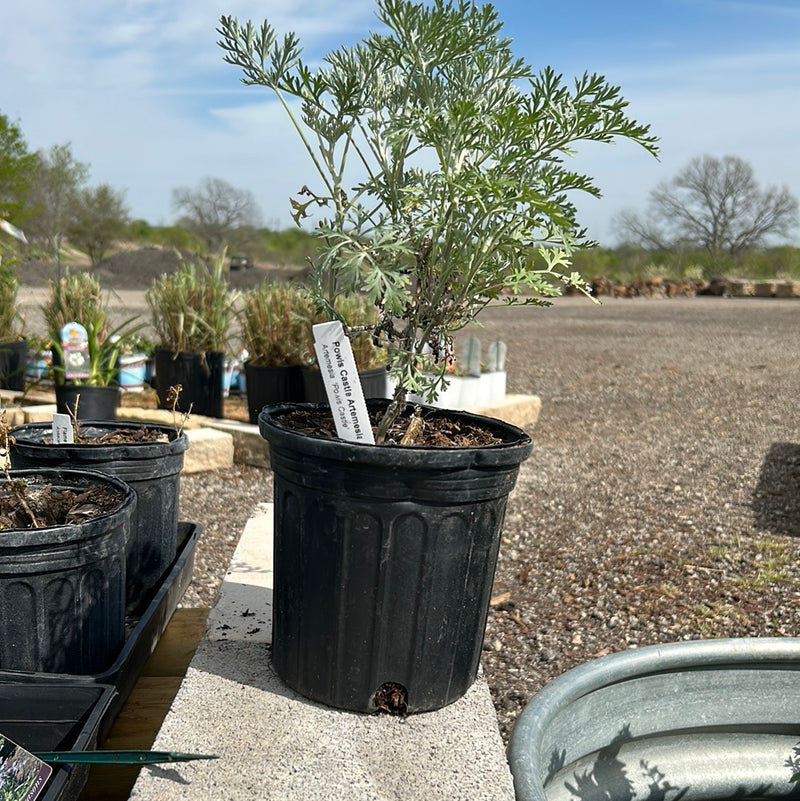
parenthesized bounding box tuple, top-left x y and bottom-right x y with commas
(0, 469, 135, 674)
(244, 362, 305, 424)
(55, 384, 121, 420)
(154, 347, 225, 418)
(259, 399, 532, 713)
(9, 422, 188, 614)
(0, 338, 27, 391)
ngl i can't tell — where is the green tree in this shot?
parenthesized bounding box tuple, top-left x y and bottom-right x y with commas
(68, 184, 130, 264)
(171, 177, 262, 253)
(26, 143, 90, 258)
(0, 112, 38, 228)
(615, 155, 799, 270)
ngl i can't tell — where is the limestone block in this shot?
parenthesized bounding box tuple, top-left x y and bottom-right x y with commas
(183, 428, 234, 473)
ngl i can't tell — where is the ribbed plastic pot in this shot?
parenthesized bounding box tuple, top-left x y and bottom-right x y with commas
(244, 362, 305, 424)
(0, 338, 27, 391)
(9, 422, 188, 614)
(259, 399, 532, 713)
(507, 637, 800, 801)
(154, 348, 225, 418)
(55, 384, 121, 420)
(0, 469, 135, 674)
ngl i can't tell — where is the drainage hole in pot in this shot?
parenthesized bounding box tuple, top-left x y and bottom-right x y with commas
(374, 682, 408, 716)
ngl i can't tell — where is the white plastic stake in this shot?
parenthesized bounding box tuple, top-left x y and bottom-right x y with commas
(52, 413, 74, 444)
(312, 321, 375, 445)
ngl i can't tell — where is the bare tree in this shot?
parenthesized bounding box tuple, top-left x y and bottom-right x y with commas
(68, 184, 129, 264)
(615, 155, 799, 266)
(171, 177, 262, 253)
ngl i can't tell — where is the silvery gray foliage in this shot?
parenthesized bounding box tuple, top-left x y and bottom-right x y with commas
(218, 0, 658, 439)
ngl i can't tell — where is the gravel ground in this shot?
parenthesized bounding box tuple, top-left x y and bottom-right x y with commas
(15, 252, 800, 743)
(171, 294, 800, 744)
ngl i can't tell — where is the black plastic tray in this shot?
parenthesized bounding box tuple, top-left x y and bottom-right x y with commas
(93, 521, 200, 736)
(0, 680, 116, 801)
(0, 522, 200, 741)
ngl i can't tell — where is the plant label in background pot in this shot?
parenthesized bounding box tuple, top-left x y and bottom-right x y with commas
(60, 322, 90, 380)
(312, 321, 374, 445)
(51, 413, 74, 444)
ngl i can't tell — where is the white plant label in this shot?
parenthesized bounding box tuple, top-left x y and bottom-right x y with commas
(52, 413, 75, 444)
(60, 322, 90, 380)
(312, 321, 375, 445)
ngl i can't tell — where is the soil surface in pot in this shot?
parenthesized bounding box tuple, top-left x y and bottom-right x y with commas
(0, 482, 125, 529)
(279, 406, 504, 447)
(35, 426, 175, 446)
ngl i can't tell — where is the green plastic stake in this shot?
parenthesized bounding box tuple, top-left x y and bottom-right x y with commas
(34, 750, 219, 765)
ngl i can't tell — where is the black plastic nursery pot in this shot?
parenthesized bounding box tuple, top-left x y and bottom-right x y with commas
(259, 399, 532, 714)
(0, 338, 27, 391)
(0, 469, 135, 675)
(9, 422, 188, 614)
(302, 365, 389, 403)
(154, 347, 225, 418)
(244, 362, 305, 424)
(55, 384, 121, 420)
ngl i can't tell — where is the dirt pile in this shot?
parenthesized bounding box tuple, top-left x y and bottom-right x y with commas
(17, 247, 301, 291)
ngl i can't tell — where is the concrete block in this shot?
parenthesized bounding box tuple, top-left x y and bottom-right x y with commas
(204, 419, 270, 468)
(22, 404, 58, 423)
(775, 281, 800, 298)
(470, 393, 541, 430)
(131, 505, 515, 801)
(116, 406, 203, 429)
(183, 427, 234, 473)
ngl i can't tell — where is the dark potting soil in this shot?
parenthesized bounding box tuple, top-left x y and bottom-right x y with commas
(0, 482, 124, 529)
(38, 427, 174, 446)
(280, 406, 504, 447)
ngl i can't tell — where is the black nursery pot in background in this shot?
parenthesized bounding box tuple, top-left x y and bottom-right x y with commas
(302, 365, 389, 403)
(9, 422, 188, 614)
(0, 339, 27, 391)
(154, 348, 225, 418)
(55, 384, 121, 420)
(259, 399, 532, 714)
(244, 362, 305, 425)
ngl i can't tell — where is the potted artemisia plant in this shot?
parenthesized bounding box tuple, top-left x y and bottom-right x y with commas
(218, 0, 658, 714)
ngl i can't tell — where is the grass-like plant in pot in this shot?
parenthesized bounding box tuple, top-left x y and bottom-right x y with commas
(239, 282, 311, 421)
(0, 255, 27, 391)
(146, 253, 238, 417)
(302, 290, 389, 402)
(218, 0, 658, 714)
(41, 270, 145, 419)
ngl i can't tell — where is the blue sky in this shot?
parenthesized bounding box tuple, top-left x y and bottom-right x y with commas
(2, 0, 798, 246)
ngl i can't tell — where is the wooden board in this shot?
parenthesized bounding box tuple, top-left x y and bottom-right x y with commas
(77, 607, 209, 801)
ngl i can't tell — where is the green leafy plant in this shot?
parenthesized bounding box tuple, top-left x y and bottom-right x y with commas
(310, 292, 387, 372)
(41, 271, 145, 386)
(239, 282, 312, 367)
(147, 253, 238, 355)
(0, 256, 24, 342)
(218, 0, 658, 440)
(788, 742, 800, 783)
